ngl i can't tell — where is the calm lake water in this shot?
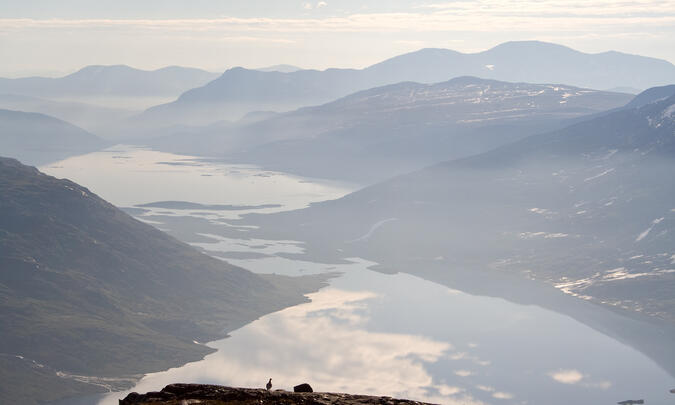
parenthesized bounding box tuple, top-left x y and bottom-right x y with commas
(42, 147, 675, 405)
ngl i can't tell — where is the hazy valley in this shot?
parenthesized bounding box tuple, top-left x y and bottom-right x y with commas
(0, 36, 674, 405)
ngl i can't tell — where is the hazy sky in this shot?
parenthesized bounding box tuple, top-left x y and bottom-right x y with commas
(1, 0, 674, 77)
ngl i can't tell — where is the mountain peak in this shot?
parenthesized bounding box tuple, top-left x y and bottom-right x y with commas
(256, 64, 303, 73)
(66, 64, 137, 78)
(483, 41, 582, 58)
(489, 40, 577, 51)
(626, 84, 675, 109)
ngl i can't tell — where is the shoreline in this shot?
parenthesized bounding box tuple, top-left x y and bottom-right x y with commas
(39, 272, 332, 405)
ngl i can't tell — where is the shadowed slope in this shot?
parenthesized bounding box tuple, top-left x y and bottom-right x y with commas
(0, 158, 326, 404)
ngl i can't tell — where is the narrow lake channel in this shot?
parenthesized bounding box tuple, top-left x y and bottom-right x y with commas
(42, 147, 675, 405)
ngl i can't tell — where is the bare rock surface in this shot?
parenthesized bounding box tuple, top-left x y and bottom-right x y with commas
(118, 383, 436, 405)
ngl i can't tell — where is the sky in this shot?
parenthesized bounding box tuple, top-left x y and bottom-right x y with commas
(1, 0, 674, 77)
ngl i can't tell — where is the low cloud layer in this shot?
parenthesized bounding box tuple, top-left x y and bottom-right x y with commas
(0, 0, 673, 76)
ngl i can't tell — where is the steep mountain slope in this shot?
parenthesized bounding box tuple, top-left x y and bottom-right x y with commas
(0, 109, 108, 165)
(134, 41, 674, 126)
(137, 67, 364, 126)
(148, 77, 632, 183)
(624, 84, 675, 109)
(233, 89, 675, 376)
(0, 65, 218, 108)
(248, 90, 675, 319)
(0, 158, 325, 404)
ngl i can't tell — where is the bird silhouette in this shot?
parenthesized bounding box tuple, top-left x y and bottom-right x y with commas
(266, 378, 272, 391)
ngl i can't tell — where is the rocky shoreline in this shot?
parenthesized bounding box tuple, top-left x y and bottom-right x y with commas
(119, 383, 436, 405)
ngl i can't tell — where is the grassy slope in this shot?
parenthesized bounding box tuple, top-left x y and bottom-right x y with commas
(0, 157, 327, 404)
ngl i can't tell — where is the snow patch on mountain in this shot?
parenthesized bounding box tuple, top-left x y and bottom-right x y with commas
(662, 103, 675, 119)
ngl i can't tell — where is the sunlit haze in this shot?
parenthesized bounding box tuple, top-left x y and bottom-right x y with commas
(1, 1, 674, 405)
(1, 0, 674, 76)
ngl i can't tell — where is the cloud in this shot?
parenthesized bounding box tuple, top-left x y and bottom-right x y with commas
(2, 4, 674, 37)
(212, 36, 296, 44)
(420, 0, 675, 17)
(1, 1, 673, 74)
(394, 39, 427, 47)
(303, 1, 327, 11)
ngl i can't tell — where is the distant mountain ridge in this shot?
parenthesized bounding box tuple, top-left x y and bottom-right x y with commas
(148, 76, 633, 183)
(370, 42, 675, 91)
(0, 109, 108, 165)
(0, 94, 137, 134)
(137, 66, 363, 126)
(135, 41, 675, 126)
(0, 65, 218, 99)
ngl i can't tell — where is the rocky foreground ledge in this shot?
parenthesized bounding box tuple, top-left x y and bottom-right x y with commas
(119, 383, 436, 405)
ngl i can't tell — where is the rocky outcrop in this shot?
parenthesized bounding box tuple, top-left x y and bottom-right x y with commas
(294, 383, 313, 393)
(119, 383, 436, 405)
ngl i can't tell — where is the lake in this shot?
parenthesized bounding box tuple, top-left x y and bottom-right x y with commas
(42, 147, 675, 405)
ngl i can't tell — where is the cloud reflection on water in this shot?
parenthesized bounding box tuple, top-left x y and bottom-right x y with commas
(101, 287, 483, 405)
(69, 146, 673, 405)
(548, 369, 612, 390)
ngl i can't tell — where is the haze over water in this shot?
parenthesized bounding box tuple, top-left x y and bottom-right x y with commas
(43, 147, 674, 405)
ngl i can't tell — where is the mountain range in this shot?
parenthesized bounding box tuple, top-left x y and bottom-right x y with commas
(231, 86, 675, 375)
(2, 40, 674, 403)
(368, 41, 675, 91)
(0, 158, 325, 404)
(148, 77, 632, 183)
(0, 94, 137, 134)
(135, 41, 675, 127)
(0, 65, 218, 110)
